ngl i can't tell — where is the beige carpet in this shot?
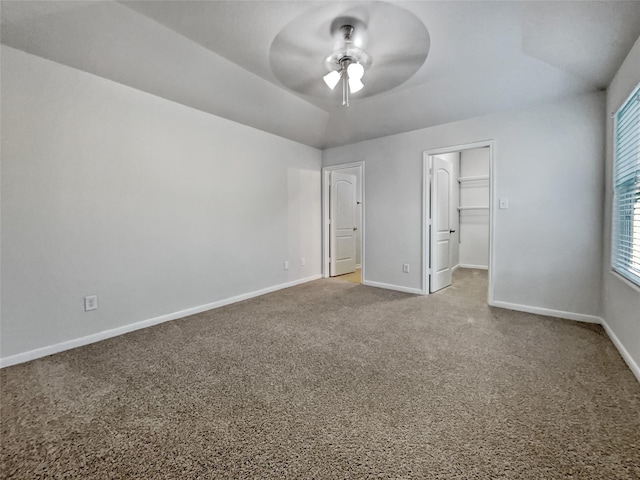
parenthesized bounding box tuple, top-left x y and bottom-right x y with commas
(1, 269, 639, 479)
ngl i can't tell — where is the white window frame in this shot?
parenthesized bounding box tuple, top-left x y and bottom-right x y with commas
(611, 82, 640, 289)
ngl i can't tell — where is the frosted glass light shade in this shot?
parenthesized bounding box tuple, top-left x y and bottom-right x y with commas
(347, 62, 364, 80)
(349, 77, 364, 93)
(323, 70, 341, 90)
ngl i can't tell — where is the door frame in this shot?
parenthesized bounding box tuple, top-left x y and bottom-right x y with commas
(322, 162, 365, 280)
(422, 141, 495, 303)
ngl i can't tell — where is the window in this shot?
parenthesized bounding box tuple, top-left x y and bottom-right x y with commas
(612, 82, 640, 287)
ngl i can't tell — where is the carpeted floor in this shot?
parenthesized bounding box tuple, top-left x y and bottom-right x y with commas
(1, 269, 639, 479)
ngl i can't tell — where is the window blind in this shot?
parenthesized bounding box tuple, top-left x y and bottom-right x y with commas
(612, 82, 640, 287)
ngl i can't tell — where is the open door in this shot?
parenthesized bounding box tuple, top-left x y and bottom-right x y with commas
(430, 156, 454, 292)
(330, 171, 357, 276)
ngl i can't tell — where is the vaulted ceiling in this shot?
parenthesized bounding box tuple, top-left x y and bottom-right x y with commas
(2, 1, 640, 149)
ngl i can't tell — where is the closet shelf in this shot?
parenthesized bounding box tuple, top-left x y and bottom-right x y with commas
(458, 206, 489, 210)
(458, 175, 489, 182)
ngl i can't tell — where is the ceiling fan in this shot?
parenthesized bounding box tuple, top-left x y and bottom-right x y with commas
(322, 22, 372, 107)
(269, 2, 430, 108)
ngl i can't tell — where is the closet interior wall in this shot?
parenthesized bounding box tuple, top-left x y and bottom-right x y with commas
(458, 148, 490, 269)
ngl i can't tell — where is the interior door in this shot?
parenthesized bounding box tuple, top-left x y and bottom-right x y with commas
(330, 171, 357, 276)
(430, 156, 454, 292)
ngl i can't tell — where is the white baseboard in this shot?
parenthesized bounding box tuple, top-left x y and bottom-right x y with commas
(362, 280, 423, 295)
(452, 264, 460, 272)
(600, 319, 640, 383)
(5, 276, 637, 385)
(489, 300, 603, 324)
(458, 264, 488, 270)
(0, 274, 322, 369)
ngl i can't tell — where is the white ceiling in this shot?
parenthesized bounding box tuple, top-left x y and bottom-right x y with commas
(2, 0, 639, 149)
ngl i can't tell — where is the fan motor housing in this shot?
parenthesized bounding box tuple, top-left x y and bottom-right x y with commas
(325, 21, 372, 72)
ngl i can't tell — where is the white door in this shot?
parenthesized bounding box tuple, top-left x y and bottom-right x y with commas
(430, 156, 454, 292)
(330, 171, 357, 276)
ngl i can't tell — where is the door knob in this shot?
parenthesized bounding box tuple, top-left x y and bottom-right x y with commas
(450, 229, 456, 233)
(353, 227, 358, 231)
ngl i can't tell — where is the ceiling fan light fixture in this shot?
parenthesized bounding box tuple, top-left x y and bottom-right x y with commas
(348, 77, 364, 93)
(347, 62, 364, 81)
(323, 70, 342, 90)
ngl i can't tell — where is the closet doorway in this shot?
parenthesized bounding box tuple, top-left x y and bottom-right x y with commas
(423, 142, 494, 301)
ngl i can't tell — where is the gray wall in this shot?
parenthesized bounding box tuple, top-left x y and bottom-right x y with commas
(1, 46, 322, 361)
(603, 36, 640, 376)
(323, 92, 605, 319)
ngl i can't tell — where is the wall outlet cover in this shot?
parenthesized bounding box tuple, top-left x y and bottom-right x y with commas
(84, 295, 98, 311)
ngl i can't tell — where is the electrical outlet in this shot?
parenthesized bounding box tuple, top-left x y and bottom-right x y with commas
(284, 260, 289, 270)
(301, 258, 306, 266)
(84, 295, 98, 311)
(403, 263, 410, 273)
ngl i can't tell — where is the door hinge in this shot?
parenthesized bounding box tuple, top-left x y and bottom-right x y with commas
(328, 218, 331, 225)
